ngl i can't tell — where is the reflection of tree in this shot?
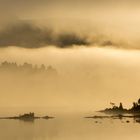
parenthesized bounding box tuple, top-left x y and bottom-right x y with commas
(0, 61, 57, 76)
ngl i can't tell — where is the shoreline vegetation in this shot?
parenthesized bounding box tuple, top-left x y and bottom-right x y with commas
(85, 98, 140, 123)
(0, 112, 54, 121)
(100, 98, 140, 114)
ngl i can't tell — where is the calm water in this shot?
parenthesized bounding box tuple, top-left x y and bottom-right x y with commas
(0, 114, 140, 140)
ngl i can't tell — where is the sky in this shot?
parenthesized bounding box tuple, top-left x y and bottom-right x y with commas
(1, 0, 140, 49)
(0, 0, 140, 116)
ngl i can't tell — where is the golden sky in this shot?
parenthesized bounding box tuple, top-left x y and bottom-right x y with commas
(0, 0, 140, 49)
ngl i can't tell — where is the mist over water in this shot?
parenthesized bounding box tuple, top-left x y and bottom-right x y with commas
(0, 46, 140, 117)
(1, 1, 140, 139)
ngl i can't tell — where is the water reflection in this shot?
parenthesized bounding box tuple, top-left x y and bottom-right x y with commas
(1, 114, 140, 140)
(18, 118, 35, 123)
(86, 113, 140, 124)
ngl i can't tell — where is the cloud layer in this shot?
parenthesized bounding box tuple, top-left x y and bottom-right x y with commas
(0, 0, 140, 49)
(0, 22, 90, 48)
(0, 20, 125, 49)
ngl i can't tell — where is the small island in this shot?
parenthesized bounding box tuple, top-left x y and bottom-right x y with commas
(85, 98, 140, 122)
(100, 98, 140, 114)
(0, 112, 54, 121)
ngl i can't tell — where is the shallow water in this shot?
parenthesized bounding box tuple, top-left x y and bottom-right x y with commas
(0, 114, 140, 140)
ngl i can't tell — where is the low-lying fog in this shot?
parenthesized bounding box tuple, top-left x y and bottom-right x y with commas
(0, 46, 140, 116)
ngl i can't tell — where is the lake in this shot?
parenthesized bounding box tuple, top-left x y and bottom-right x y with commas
(0, 113, 140, 140)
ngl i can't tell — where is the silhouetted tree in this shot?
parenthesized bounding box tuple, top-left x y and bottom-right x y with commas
(0, 61, 57, 76)
(138, 98, 140, 105)
(133, 102, 137, 109)
(119, 102, 123, 110)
